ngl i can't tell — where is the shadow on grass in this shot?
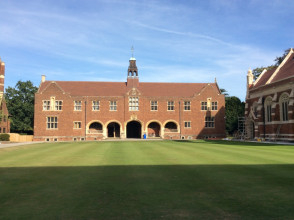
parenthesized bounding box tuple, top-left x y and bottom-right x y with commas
(1, 164, 294, 220)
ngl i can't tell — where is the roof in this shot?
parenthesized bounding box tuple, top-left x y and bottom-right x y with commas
(251, 49, 294, 89)
(38, 80, 217, 97)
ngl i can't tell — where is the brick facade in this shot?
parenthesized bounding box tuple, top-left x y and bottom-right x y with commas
(34, 57, 225, 141)
(245, 49, 294, 141)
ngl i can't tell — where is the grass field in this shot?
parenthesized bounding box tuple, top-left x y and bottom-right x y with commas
(0, 140, 294, 219)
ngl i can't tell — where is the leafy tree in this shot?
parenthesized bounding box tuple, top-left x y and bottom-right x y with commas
(5, 81, 38, 134)
(225, 96, 245, 135)
(253, 48, 292, 79)
(220, 88, 229, 97)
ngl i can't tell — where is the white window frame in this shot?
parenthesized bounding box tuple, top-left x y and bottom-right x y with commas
(205, 117, 215, 128)
(167, 101, 175, 111)
(184, 121, 191, 128)
(92, 101, 100, 111)
(43, 100, 50, 111)
(110, 101, 117, 111)
(55, 100, 63, 111)
(184, 101, 191, 111)
(151, 101, 158, 111)
(74, 101, 82, 111)
(129, 97, 139, 111)
(73, 121, 82, 129)
(211, 102, 218, 111)
(280, 93, 289, 121)
(201, 102, 207, 110)
(47, 116, 58, 129)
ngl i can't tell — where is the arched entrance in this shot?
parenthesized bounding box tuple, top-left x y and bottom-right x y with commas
(164, 121, 178, 132)
(127, 121, 141, 138)
(107, 122, 120, 138)
(147, 122, 161, 137)
(88, 122, 103, 134)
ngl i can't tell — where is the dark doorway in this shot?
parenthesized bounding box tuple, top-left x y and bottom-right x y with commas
(127, 121, 141, 138)
(107, 122, 120, 138)
(252, 122, 255, 139)
(147, 122, 161, 137)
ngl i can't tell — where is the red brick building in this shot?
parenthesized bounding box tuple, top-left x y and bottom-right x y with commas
(0, 58, 10, 133)
(245, 49, 294, 141)
(33, 57, 225, 141)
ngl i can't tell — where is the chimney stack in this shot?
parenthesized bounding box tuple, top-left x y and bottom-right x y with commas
(41, 75, 46, 83)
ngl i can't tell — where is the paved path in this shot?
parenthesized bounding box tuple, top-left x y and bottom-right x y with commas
(0, 142, 44, 149)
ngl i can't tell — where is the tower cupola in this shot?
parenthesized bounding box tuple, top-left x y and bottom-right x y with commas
(127, 47, 139, 88)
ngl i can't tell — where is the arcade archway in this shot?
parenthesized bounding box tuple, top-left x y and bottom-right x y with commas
(127, 121, 141, 138)
(107, 122, 120, 138)
(88, 122, 103, 134)
(147, 122, 161, 137)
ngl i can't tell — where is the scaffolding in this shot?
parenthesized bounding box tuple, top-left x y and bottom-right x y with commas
(235, 117, 247, 140)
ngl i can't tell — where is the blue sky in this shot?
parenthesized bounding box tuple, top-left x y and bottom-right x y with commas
(0, 0, 293, 101)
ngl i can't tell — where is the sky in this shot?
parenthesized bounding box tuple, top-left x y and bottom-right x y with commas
(0, 0, 294, 101)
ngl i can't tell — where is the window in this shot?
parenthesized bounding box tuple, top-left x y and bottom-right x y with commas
(212, 102, 218, 110)
(167, 101, 174, 111)
(205, 117, 215, 128)
(2, 128, 5, 133)
(43, 100, 50, 111)
(129, 97, 139, 111)
(0, 128, 1, 133)
(184, 121, 191, 128)
(74, 121, 82, 129)
(47, 117, 58, 129)
(110, 101, 117, 111)
(201, 102, 207, 110)
(184, 101, 191, 111)
(265, 97, 272, 122)
(74, 101, 82, 111)
(92, 101, 100, 111)
(55, 101, 63, 111)
(280, 94, 289, 121)
(151, 101, 158, 111)
(3, 115, 6, 122)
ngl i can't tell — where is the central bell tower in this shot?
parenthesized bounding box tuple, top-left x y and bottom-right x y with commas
(127, 47, 139, 88)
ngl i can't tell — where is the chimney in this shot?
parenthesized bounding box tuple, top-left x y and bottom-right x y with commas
(0, 59, 5, 95)
(246, 69, 254, 99)
(41, 75, 46, 83)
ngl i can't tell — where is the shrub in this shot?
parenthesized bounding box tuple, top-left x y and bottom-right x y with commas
(0, 133, 10, 141)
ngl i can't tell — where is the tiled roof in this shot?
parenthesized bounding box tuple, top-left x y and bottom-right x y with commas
(39, 81, 215, 97)
(271, 52, 294, 83)
(253, 68, 276, 88)
(251, 50, 294, 89)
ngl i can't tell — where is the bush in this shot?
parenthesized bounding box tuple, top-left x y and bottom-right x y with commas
(0, 133, 10, 141)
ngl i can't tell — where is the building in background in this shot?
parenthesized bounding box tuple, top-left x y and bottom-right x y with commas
(245, 49, 294, 141)
(34, 56, 225, 141)
(0, 58, 10, 133)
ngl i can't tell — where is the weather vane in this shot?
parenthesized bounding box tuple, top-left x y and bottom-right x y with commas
(131, 46, 134, 57)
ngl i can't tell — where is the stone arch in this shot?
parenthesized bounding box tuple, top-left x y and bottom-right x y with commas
(146, 120, 162, 138)
(126, 120, 142, 138)
(105, 120, 122, 138)
(86, 120, 104, 134)
(163, 120, 179, 132)
(87, 120, 103, 134)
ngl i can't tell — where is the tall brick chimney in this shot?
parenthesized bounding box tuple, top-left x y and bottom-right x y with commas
(0, 58, 5, 97)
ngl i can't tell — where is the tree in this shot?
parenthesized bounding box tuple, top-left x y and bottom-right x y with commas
(253, 48, 292, 79)
(5, 81, 38, 134)
(225, 96, 245, 135)
(220, 88, 229, 97)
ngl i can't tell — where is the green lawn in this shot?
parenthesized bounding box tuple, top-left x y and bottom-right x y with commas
(0, 140, 294, 219)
